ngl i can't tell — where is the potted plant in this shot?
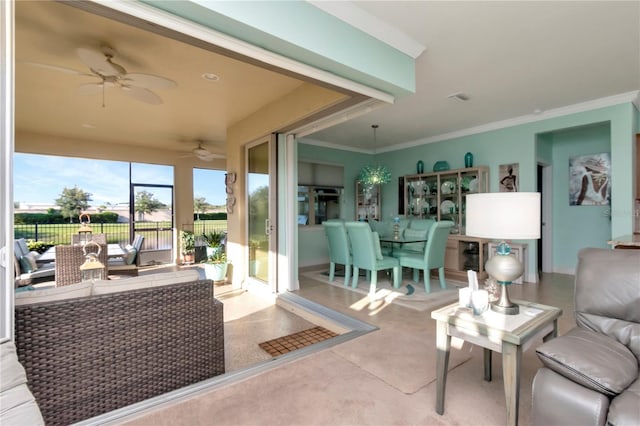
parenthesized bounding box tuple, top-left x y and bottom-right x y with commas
(180, 230, 196, 264)
(202, 250, 229, 283)
(202, 230, 225, 258)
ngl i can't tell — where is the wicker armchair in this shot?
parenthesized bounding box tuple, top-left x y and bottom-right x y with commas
(55, 243, 108, 286)
(70, 233, 107, 245)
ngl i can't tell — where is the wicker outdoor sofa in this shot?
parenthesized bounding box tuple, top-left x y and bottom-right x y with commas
(13, 270, 225, 425)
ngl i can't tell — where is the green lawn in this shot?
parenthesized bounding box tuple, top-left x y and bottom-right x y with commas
(14, 220, 227, 247)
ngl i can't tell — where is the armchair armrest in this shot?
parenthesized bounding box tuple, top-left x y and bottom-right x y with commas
(535, 327, 638, 396)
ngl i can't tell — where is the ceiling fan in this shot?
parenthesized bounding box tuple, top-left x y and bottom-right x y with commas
(27, 45, 177, 106)
(181, 140, 225, 161)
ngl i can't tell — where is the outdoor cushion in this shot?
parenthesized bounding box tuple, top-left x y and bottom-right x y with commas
(0, 341, 45, 425)
(124, 247, 137, 265)
(92, 270, 201, 295)
(18, 257, 34, 274)
(14, 281, 93, 306)
(25, 253, 38, 271)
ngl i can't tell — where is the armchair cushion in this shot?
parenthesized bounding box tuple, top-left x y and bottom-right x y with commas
(536, 327, 638, 396)
(608, 376, 640, 426)
(15, 282, 93, 306)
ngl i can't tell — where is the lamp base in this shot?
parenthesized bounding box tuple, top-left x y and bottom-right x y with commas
(491, 301, 519, 315)
(490, 281, 519, 315)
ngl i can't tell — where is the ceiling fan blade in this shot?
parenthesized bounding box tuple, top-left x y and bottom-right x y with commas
(77, 47, 124, 76)
(121, 85, 163, 105)
(24, 62, 93, 77)
(77, 82, 114, 96)
(198, 152, 225, 160)
(123, 73, 177, 90)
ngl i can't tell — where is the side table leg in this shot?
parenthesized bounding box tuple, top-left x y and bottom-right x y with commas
(483, 348, 492, 381)
(435, 320, 451, 415)
(502, 342, 522, 426)
(543, 319, 558, 342)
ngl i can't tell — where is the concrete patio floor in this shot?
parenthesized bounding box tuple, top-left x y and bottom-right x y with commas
(118, 270, 576, 426)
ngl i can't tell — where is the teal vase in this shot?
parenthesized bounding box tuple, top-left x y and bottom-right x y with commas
(464, 152, 473, 168)
(417, 160, 424, 174)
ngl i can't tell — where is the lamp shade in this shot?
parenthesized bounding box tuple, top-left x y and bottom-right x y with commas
(466, 192, 541, 239)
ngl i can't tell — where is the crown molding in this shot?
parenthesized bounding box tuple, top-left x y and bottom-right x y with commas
(376, 91, 640, 153)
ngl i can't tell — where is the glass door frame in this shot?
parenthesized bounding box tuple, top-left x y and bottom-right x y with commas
(245, 134, 277, 293)
(130, 183, 174, 258)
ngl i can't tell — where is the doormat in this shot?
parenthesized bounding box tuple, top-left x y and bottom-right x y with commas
(258, 326, 338, 357)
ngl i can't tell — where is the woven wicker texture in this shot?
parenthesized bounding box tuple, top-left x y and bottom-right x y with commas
(70, 233, 107, 245)
(15, 279, 225, 425)
(55, 244, 108, 286)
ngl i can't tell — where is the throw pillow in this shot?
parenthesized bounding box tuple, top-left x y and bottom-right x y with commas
(124, 247, 137, 265)
(372, 232, 384, 260)
(25, 253, 38, 272)
(18, 256, 33, 274)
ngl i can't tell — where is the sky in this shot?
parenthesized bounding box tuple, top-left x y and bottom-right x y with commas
(14, 153, 227, 207)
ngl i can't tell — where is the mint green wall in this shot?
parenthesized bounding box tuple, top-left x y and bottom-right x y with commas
(374, 103, 636, 275)
(144, 0, 415, 96)
(296, 142, 373, 266)
(548, 123, 612, 273)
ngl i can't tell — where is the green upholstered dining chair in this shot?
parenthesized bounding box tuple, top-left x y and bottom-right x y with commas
(344, 221, 401, 295)
(393, 220, 454, 293)
(322, 221, 352, 286)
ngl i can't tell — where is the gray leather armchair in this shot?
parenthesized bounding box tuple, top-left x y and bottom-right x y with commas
(532, 248, 640, 426)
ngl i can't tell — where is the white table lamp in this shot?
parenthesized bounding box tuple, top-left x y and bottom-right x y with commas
(466, 192, 540, 314)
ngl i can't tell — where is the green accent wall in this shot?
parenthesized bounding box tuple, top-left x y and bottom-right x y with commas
(143, 0, 416, 96)
(299, 102, 637, 276)
(547, 123, 612, 273)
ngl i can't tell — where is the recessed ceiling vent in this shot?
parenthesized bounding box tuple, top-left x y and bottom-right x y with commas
(447, 92, 470, 102)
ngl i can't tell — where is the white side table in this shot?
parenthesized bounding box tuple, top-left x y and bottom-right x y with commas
(431, 301, 562, 426)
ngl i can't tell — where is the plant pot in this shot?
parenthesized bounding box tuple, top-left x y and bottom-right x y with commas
(204, 262, 228, 283)
(183, 253, 195, 264)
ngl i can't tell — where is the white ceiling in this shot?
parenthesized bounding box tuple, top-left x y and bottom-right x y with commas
(310, 1, 640, 151)
(14, 1, 640, 157)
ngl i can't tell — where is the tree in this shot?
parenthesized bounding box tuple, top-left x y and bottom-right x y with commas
(135, 190, 165, 221)
(55, 186, 92, 223)
(194, 197, 211, 220)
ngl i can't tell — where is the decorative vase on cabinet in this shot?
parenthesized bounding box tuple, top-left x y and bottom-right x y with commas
(464, 152, 473, 168)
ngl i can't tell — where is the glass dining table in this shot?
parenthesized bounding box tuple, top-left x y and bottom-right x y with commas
(378, 235, 428, 255)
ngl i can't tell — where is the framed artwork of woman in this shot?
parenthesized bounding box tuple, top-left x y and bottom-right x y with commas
(499, 163, 519, 192)
(569, 153, 611, 206)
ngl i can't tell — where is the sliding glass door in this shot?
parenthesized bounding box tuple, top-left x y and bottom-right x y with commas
(246, 136, 276, 291)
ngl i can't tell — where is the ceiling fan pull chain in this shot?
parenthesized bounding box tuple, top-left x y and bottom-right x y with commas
(102, 82, 106, 108)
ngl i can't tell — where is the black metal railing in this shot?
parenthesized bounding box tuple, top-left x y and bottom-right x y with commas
(15, 220, 227, 252)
